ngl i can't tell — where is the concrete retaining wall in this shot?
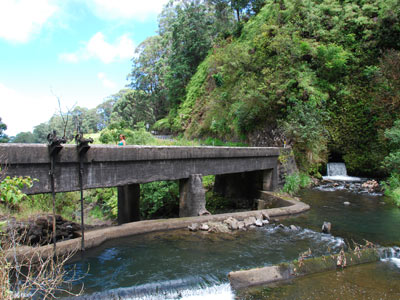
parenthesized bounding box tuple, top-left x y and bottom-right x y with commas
(7, 194, 309, 263)
(228, 248, 380, 290)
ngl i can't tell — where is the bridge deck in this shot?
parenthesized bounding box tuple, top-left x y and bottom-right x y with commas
(1, 144, 280, 194)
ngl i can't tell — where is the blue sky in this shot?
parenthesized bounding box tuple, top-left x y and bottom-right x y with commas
(0, 0, 169, 136)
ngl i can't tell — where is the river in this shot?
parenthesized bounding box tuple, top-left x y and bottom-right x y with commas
(63, 186, 400, 299)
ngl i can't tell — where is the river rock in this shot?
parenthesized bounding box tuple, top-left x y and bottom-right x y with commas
(244, 217, 257, 227)
(362, 180, 380, 193)
(262, 212, 270, 221)
(322, 221, 331, 234)
(238, 221, 245, 230)
(207, 221, 230, 233)
(255, 219, 263, 227)
(199, 223, 209, 231)
(224, 217, 239, 230)
(343, 201, 350, 206)
(290, 225, 299, 231)
(188, 223, 200, 231)
(262, 219, 270, 225)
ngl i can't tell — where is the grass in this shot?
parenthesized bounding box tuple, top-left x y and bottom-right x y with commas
(282, 172, 312, 195)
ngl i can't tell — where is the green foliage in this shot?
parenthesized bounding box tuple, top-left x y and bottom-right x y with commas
(205, 191, 233, 214)
(85, 188, 118, 219)
(282, 172, 312, 195)
(152, 117, 172, 133)
(381, 120, 400, 206)
(29, 192, 80, 219)
(175, 0, 400, 175)
(111, 90, 155, 128)
(0, 117, 9, 143)
(140, 181, 179, 219)
(11, 132, 36, 143)
(163, 1, 214, 107)
(202, 137, 247, 147)
(0, 175, 34, 208)
(128, 36, 168, 120)
(99, 122, 156, 145)
(382, 173, 400, 207)
(382, 120, 400, 174)
(282, 102, 328, 174)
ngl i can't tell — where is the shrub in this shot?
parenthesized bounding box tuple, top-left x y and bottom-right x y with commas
(381, 173, 400, 207)
(0, 174, 34, 209)
(140, 181, 179, 219)
(99, 122, 155, 145)
(282, 172, 312, 195)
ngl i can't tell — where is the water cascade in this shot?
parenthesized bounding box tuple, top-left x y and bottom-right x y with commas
(380, 247, 400, 268)
(323, 162, 361, 181)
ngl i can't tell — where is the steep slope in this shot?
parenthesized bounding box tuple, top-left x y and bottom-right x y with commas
(175, 0, 400, 175)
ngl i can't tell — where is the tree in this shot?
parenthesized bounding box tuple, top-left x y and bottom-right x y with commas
(162, 0, 213, 107)
(128, 35, 168, 120)
(11, 132, 36, 143)
(111, 90, 155, 128)
(0, 117, 9, 143)
(33, 122, 51, 143)
(96, 97, 118, 130)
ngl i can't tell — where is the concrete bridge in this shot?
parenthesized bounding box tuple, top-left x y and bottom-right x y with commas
(0, 144, 280, 224)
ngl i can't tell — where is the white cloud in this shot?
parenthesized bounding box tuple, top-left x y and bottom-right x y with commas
(0, 83, 55, 136)
(0, 0, 58, 43)
(88, 0, 169, 21)
(58, 52, 79, 63)
(97, 72, 116, 89)
(59, 32, 135, 64)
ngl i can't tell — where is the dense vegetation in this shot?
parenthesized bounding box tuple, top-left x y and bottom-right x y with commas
(170, 0, 400, 177)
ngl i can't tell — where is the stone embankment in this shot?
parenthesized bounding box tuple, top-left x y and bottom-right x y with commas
(188, 213, 272, 233)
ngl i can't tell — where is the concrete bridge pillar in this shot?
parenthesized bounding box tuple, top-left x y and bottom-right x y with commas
(262, 168, 277, 191)
(117, 184, 141, 224)
(179, 174, 209, 217)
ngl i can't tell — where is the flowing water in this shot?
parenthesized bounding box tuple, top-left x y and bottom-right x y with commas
(63, 188, 400, 299)
(323, 162, 362, 181)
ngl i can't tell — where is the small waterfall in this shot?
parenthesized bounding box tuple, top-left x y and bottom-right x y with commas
(64, 282, 234, 300)
(380, 247, 400, 269)
(327, 162, 347, 177)
(323, 162, 361, 182)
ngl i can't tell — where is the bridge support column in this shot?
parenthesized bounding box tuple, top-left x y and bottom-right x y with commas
(262, 168, 277, 191)
(118, 184, 140, 224)
(179, 174, 209, 217)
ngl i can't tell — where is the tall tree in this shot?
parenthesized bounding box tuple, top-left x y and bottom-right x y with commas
(33, 122, 51, 143)
(111, 90, 155, 128)
(11, 132, 36, 143)
(0, 117, 9, 143)
(161, 0, 213, 107)
(128, 35, 168, 120)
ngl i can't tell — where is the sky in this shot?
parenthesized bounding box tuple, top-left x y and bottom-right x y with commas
(0, 0, 169, 136)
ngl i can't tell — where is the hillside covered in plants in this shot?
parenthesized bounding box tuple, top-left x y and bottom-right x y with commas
(167, 0, 400, 177)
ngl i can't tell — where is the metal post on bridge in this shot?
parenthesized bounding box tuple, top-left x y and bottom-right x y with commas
(47, 131, 66, 256)
(75, 133, 93, 251)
